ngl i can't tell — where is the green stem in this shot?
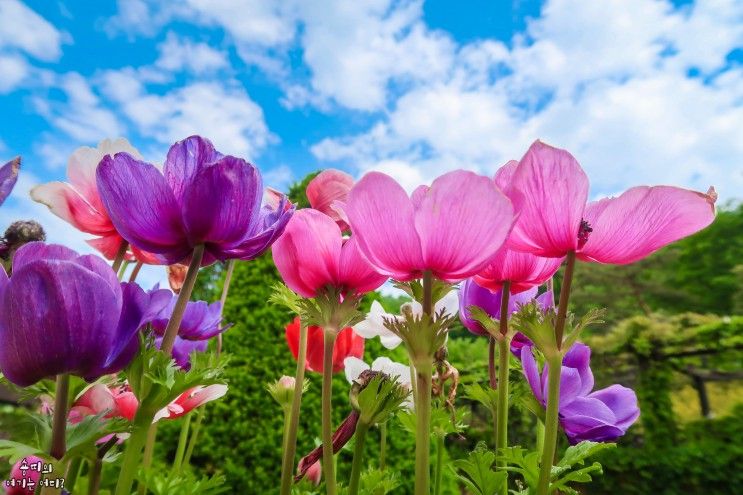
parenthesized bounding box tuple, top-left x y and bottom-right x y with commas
(496, 338, 510, 494)
(137, 425, 158, 495)
(50, 374, 69, 459)
(379, 423, 387, 470)
(536, 356, 562, 495)
(433, 434, 444, 495)
(321, 329, 338, 495)
(554, 252, 576, 348)
(414, 361, 433, 495)
(64, 457, 82, 494)
(111, 241, 128, 273)
(488, 337, 497, 389)
(408, 356, 418, 405)
(536, 419, 545, 454)
(128, 261, 144, 283)
(159, 244, 205, 354)
(348, 423, 369, 495)
(172, 413, 192, 472)
(182, 409, 204, 468)
(216, 259, 236, 355)
(280, 319, 309, 495)
(88, 436, 117, 495)
(114, 417, 151, 495)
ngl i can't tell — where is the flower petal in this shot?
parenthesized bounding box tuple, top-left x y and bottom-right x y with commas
(343, 356, 369, 384)
(345, 172, 424, 280)
(508, 141, 589, 257)
(475, 246, 564, 294)
(307, 169, 354, 226)
(588, 384, 640, 430)
(163, 136, 221, 205)
(0, 157, 19, 206)
(563, 342, 594, 397)
(0, 260, 120, 386)
(337, 236, 387, 295)
(97, 153, 190, 262)
(520, 346, 543, 403)
(578, 186, 717, 264)
(272, 209, 342, 298)
(180, 156, 262, 249)
(414, 170, 514, 282)
(11, 241, 78, 271)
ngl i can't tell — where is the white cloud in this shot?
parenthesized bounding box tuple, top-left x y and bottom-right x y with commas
(310, 0, 743, 200)
(100, 70, 274, 159)
(0, 53, 29, 93)
(155, 32, 228, 74)
(262, 164, 294, 189)
(0, 0, 64, 61)
(33, 72, 124, 143)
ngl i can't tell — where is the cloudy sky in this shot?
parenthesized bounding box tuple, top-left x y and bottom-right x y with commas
(0, 0, 741, 286)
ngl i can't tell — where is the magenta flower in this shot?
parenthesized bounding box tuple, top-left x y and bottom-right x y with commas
(459, 278, 553, 337)
(154, 384, 228, 421)
(0, 243, 162, 386)
(306, 169, 354, 229)
(96, 135, 294, 266)
(503, 141, 716, 263)
(521, 343, 640, 444)
(474, 245, 563, 294)
(0, 157, 20, 207)
(272, 208, 387, 298)
(344, 170, 514, 282)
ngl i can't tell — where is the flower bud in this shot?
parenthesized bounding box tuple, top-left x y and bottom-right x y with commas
(267, 375, 304, 409)
(305, 460, 322, 486)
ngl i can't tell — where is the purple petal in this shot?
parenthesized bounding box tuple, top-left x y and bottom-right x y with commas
(0, 260, 120, 386)
(96, 153, 190, 262)
(507, 286, 539, 314)
(563, 342, 594, 396)
(155, 335, 208, 370)
(180, 156, 263, 251)
(520, 346, 543, 403)
(12, 242, 78, 272)
(163, 136, 222, 205)
(0, 157, 20, 206)
(588, 384, 640, 431)
(458, 278, 502, 335)
(220, 196, 295, 262)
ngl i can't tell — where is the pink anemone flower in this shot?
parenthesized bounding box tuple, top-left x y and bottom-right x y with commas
(30, 139, 158, 264)
(344, 170, 514, 282)
(502, 140, 716, 264)
(306, 169, 354, 229)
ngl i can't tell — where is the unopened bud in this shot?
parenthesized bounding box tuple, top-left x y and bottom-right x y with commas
(267, 375, 299, 408)
(350, 369, 386, 411)
(1, 220, 46, 262)
(400, 302, 415, 318)
(305, 460, 322, 486)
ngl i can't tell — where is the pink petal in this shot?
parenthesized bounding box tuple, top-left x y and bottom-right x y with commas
(86, 234, 128, 261)
(31, 181, 113, 235)
(414, 170, 514, 282)
(180, 384, 228, 413)
(475, 245, 564, 294)
(307, 169, 354, 226)
(578, 186, 717, 264)
(494, 160, 519, 191)
(337, 236, 387, 294)
(508, 141, 589, 257)
(272, 208, 342, 297)
(344, 172, 424, 280)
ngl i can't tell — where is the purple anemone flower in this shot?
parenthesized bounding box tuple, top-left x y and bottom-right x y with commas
(0, 157, 20, 206)
(149, 294, 231, 369)
(96, 135, 294, 266)
(521, 342, 640, 444)
(0, 242, 162, 386)
(459, 278, 553, 346)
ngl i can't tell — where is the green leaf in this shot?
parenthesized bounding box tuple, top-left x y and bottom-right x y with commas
(464, 383, 499, 412)
(0, 440, 46, 463)
(358, 468, 401, 495)
(452, 442, 507, 495)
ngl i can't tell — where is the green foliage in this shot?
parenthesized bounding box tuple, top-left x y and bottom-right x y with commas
(588, 406, 743, 494)
(137, 468, 229, 495)
(452, 442, 507, 495)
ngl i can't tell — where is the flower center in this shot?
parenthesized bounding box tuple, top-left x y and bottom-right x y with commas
(577, 219, 593, 249)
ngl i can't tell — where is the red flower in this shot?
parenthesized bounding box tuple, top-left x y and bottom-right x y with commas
(285, 317, 364, 374)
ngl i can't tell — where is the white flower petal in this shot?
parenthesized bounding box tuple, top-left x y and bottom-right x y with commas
(344, 357, 369, 384)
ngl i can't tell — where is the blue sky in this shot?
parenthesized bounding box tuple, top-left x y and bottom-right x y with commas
(0, 0, 741, 286)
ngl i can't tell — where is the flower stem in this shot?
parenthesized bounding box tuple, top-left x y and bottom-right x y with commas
(408, 356, 418, 404)
(182, 409, 204, 468)
(50, 374, 69, 460)
(111, 241, 128, 273)
(88, 436, 117, 495)
(64, 457, 82, 494)
(536, 356, 562, 495)
(280, 319, 309, 495)
(136, 424, 158, 495)
(159, 244, 205, 354)
(379, 423, 387, 470)
(348, 423, 369, 495)
(216, 259, 236, 355)
(488, 337, 497, 389)
(433, 434, 444, 495)
(172, 413, 192, 473)
(554, 251, 576, 348)
(495, 282, 511, 495)
(114, 416, 151, 495)
(414, 361, 433, 495)
(128, 261, 144, 283)
(536, 419, 545, 454)
(321, 328, 338, 495)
